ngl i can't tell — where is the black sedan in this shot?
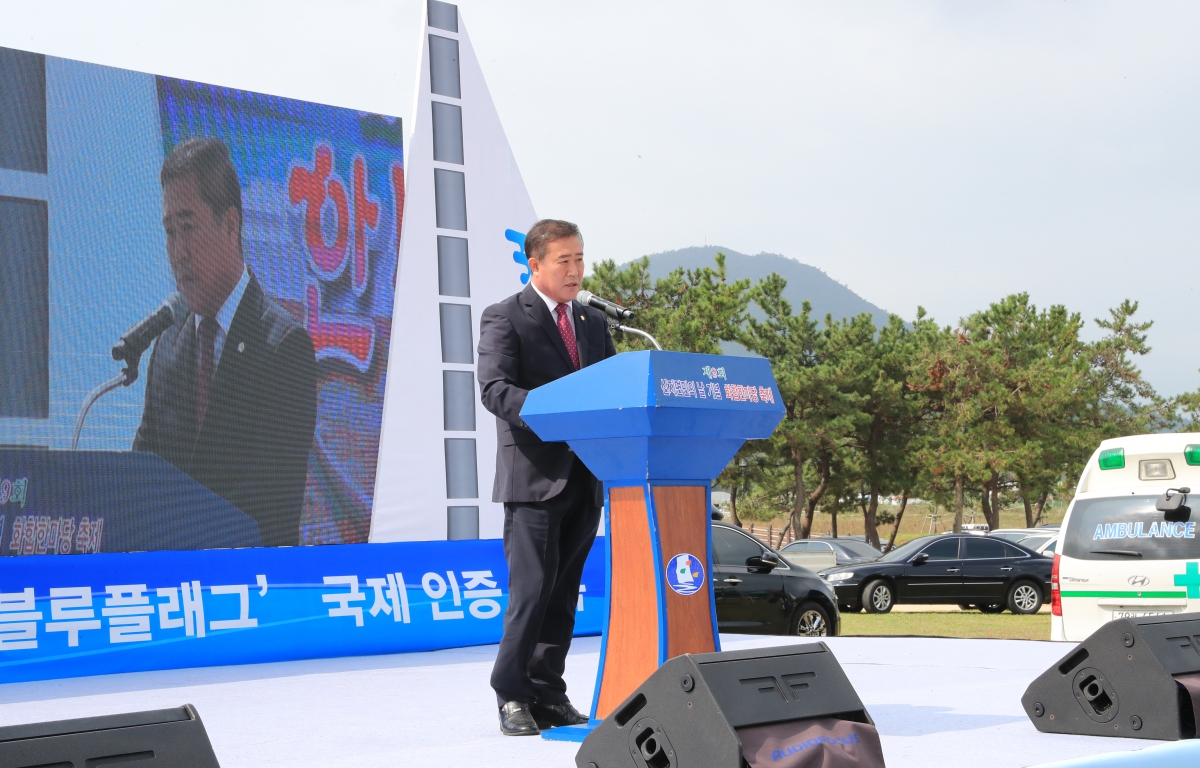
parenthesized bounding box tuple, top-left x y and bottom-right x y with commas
(820, 534, 1052, 615)
(711, 522, 841, 637)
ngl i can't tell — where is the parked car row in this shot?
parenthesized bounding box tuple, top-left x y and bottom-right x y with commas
(715, 432, 1200, 642)
(708, 522, 1059, 636)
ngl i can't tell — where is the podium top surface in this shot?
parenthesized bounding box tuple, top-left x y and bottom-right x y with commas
(521, 351, 784, 442)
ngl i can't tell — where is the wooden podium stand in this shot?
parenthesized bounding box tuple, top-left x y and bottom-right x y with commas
(521, 350, 784, 723)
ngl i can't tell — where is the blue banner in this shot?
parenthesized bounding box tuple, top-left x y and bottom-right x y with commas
(0, 538, 606, 683)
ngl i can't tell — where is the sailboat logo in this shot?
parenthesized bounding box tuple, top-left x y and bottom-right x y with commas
(666, 553, 705, 596)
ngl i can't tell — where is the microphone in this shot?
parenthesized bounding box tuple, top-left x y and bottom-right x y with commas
(111, 292, 189, 363)
(576, 290, 634, 321)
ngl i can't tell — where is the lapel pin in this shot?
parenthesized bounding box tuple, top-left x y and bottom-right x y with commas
(237, 342, 245, 353)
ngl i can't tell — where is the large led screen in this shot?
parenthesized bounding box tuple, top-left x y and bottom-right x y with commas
(0, 46, 403, 553)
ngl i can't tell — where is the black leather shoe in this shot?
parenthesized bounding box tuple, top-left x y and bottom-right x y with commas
(499, 701, 540, 736)
(531, 701, 589, 729)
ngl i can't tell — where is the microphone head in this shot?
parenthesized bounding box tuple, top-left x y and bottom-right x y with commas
(575, 289, 595, 304)
(163, 292, 189, 323)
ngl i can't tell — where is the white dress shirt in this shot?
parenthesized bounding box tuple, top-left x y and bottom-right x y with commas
(529, 280, 577, 345)
(195, 265, 250, 369)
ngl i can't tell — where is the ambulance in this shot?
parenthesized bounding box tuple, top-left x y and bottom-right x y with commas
(1052, 433, 1200, 641)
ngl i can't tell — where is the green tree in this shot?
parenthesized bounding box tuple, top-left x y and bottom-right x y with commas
(715, 444, 773, 528)
(819, 445, 867, 540)
(973, 295, 1091, 529)
(1088, 300, 1172, 436)
(1176, 373, 1200, 432)
(920, 294, 1099, 532)
(588, 258, 1176, 543)
(742, 275, 861, 540)
(583, 254, 750, 354)
(835, 310, 939, 548)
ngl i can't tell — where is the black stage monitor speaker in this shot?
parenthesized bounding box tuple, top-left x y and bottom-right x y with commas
(576, 642, 884, 768)
(0, 704, 220, 768)
(1023, 615, 1200, 741)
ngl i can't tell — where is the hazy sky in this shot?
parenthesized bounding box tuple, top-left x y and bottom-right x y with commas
(3, 1, 1198, 395)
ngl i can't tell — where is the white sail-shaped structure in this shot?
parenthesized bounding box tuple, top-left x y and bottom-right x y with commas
(371, 0, 538, 542)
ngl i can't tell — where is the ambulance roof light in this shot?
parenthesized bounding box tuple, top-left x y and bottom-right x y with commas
(1098, 447, 1124, 470)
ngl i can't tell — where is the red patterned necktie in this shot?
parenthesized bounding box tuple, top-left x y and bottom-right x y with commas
(555, 302, 580, 370)
(197, 316, 219, 429)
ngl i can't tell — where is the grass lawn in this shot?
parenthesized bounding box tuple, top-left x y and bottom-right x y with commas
(841, 611, 1051, 641)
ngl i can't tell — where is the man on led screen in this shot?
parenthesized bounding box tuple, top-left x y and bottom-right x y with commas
(133, 138, 317, 547)
(478, 219, 616, 735)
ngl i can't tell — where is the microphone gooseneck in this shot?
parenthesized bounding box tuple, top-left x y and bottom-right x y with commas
(576, 289, 634, 321)
(577, 290, 663, 350)
(76, 292, 189, 449)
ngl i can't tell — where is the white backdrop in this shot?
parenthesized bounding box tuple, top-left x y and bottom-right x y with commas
(370, 6, 538, 542)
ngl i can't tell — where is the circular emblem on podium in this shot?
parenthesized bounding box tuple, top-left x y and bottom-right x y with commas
(666, 553, 705, 596)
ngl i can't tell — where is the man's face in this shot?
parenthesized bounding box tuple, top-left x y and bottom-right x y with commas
(162, 176, 243, 318)
(529, 235, 584, 305)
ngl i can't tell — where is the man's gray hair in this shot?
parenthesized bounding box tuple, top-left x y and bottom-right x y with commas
(525, 219, 583, 262)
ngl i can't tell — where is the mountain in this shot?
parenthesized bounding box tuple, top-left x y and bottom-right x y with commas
(633, 246, 893, 328)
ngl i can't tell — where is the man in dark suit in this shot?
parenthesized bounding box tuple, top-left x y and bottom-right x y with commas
(478, 219, 617, 735)
(133, 138, 317, 547)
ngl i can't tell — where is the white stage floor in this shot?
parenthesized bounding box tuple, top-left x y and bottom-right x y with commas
(0, 635, 1173, 768)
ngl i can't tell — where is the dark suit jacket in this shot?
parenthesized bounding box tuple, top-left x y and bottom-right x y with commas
(133, 272, 317, 546)
(478, 283, 617, 504)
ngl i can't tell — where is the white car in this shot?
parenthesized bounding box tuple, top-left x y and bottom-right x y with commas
(991, 527, 1056, 542)
(1015, 532, 1058, 557)
(1052, 433, 1200, 641)
(779, 538, 883, 570)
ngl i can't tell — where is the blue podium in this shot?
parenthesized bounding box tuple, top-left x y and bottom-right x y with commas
(522, 350, 784, 721)
(0, 450, 263, 554)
